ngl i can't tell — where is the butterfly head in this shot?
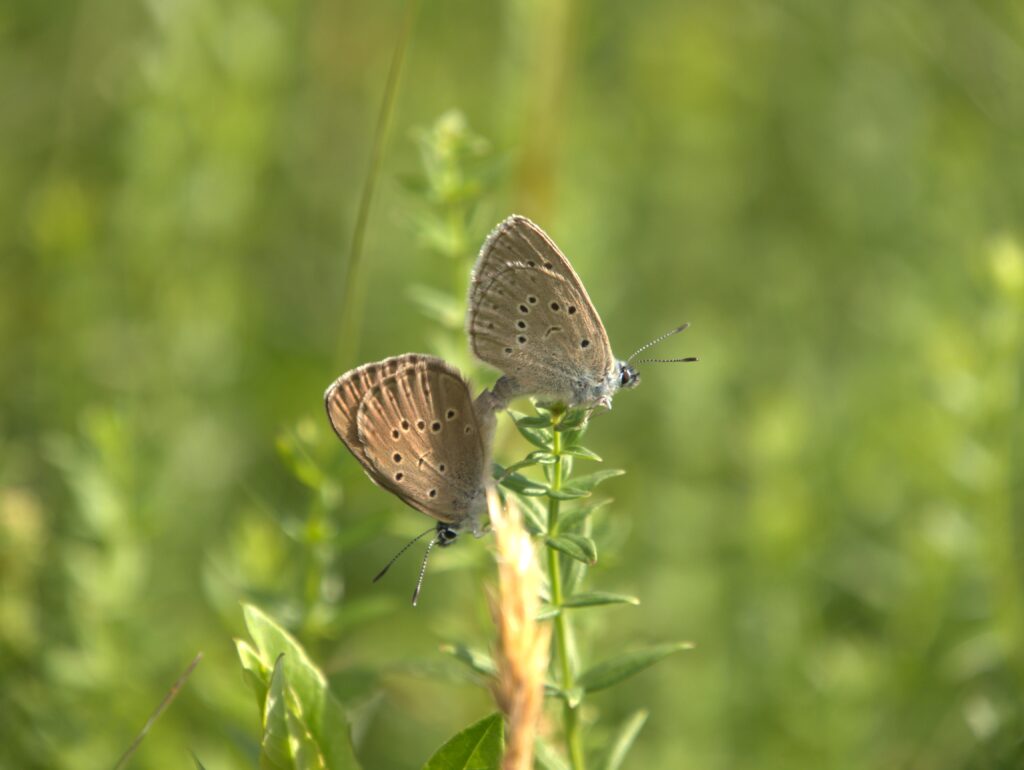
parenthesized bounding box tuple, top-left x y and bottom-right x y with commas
(436, 523, 459, 547)
(617, 360, 641, 390)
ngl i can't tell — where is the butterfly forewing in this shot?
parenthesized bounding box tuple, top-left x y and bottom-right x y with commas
(354, 358, 486, 523)
(469, 216, 615, 396)
(324, 354, 426, 456)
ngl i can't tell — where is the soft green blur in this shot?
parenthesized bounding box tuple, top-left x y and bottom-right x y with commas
(3, 0, 1024, 768)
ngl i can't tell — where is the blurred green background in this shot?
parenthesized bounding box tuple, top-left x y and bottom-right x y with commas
(3, 0, 1024, 767)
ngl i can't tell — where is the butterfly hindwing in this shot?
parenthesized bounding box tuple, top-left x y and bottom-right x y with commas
(352, 357, 486, 523)
(324, 354, 427, 457)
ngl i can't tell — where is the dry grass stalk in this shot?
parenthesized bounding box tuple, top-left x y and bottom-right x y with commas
(488, 488, 551, 770)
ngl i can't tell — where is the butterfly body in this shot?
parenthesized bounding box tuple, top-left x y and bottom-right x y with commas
(468, 215, 642, 409)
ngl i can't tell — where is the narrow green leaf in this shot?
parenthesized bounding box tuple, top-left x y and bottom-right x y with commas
(422, 712, 505, 770)
(578, 642, 695, 693)
(535, 737, 571, 770)
(543, 681, 565, 700)
(561, 591, 640, 609)
(555, 409, 589, 431)
(439, 643, 497, 678)
(508, 410, 553, 449)
(562, 446, 602, 462)
(497, 468, 548, 496)
(513, 493, 548, 535)
(545, 534, 598, 565)
(190, 751, 208, 770)
(559, 427, 586, 447)
(500, 449, 554, 476)
(260, 656, 291, 770)
(601, 710, 649, 770)
(536, 604, 560, 620)
(529, 451, 557, 464)
(559, 499, 612, 532)
(547, 486, 590, 501)
(568, 469, 625, 492)
(561, 455, 574, 479)
(563, 686, 584, 709)
(515, 413, 553, 428)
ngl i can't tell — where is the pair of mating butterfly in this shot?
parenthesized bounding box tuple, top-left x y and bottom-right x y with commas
(325, 215, 695, 604)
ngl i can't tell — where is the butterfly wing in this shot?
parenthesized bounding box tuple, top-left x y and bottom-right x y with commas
(468, 215, 615, 398)
(356, 358, 487, 523)
(324, 353, 426, 456)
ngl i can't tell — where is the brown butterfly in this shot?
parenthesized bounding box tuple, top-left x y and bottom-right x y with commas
(325, 353, 493, 604)
(467, 215, 696, 410)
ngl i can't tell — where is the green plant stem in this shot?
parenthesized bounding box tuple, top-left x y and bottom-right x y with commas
(548, 416, 586, 770)
(336, 0, 421, 368)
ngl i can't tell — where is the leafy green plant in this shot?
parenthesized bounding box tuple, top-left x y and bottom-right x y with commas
(401, 110, 498, 370)
(422, 713, 505, 770)
(495, 404, 693, 769)
(235, 604, 361, 769)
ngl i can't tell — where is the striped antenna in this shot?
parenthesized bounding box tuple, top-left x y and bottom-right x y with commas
(627, 323, 690, 362)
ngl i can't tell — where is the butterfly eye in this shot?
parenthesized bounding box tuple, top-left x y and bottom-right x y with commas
(620, 368, 630, 387)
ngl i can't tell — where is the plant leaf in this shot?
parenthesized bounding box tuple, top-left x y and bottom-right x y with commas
(567, 469, 625, 492)
(508, 410, 553, 449)
(439, 643, 497, 678)
(547, 486, 590, 501)
(422, 712, 504, 770)
(578, 642, 694, 693)
(236, 639, 270, 709)
(496, 467, 548, 496)
(561, 591, 640, 609)
(558, 499, 612, 532)
(555, 409, 589, 431)
(537, 604, 560, 621)
(601, 710, 649, 770)
(562, 446, 602, 462)
(545, 534, 597, 565)
(286, 707, 327, 770)
(513, 493, 548, 535)
(500, 450, 555, 476)
(243, 604, 361, 770)
(244, 604, 326, 720)
(535, 737, 571, 770)
(318, 686, 363, 770)
(260, 656, 292, 769)
(515, 413, 553, 428)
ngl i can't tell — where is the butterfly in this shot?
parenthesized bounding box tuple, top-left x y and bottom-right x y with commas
(467, 215, 696, 410)
(324, 353, 492, 604)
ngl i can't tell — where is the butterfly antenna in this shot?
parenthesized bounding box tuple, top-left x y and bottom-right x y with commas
(634, 356, 699, 365)
(627, 323, 690, 362)
(373, 525, 436, 583)
(411, 535, 440, 607)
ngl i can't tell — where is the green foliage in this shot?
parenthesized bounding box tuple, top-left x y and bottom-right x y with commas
(3, 1, 1024, 769)
(600, 711, 648, 770)
(236, 605, 361, 770)
(421, 712, 505, 770)
(496, 406, 687, 769)
(576, 643, 694, 694)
